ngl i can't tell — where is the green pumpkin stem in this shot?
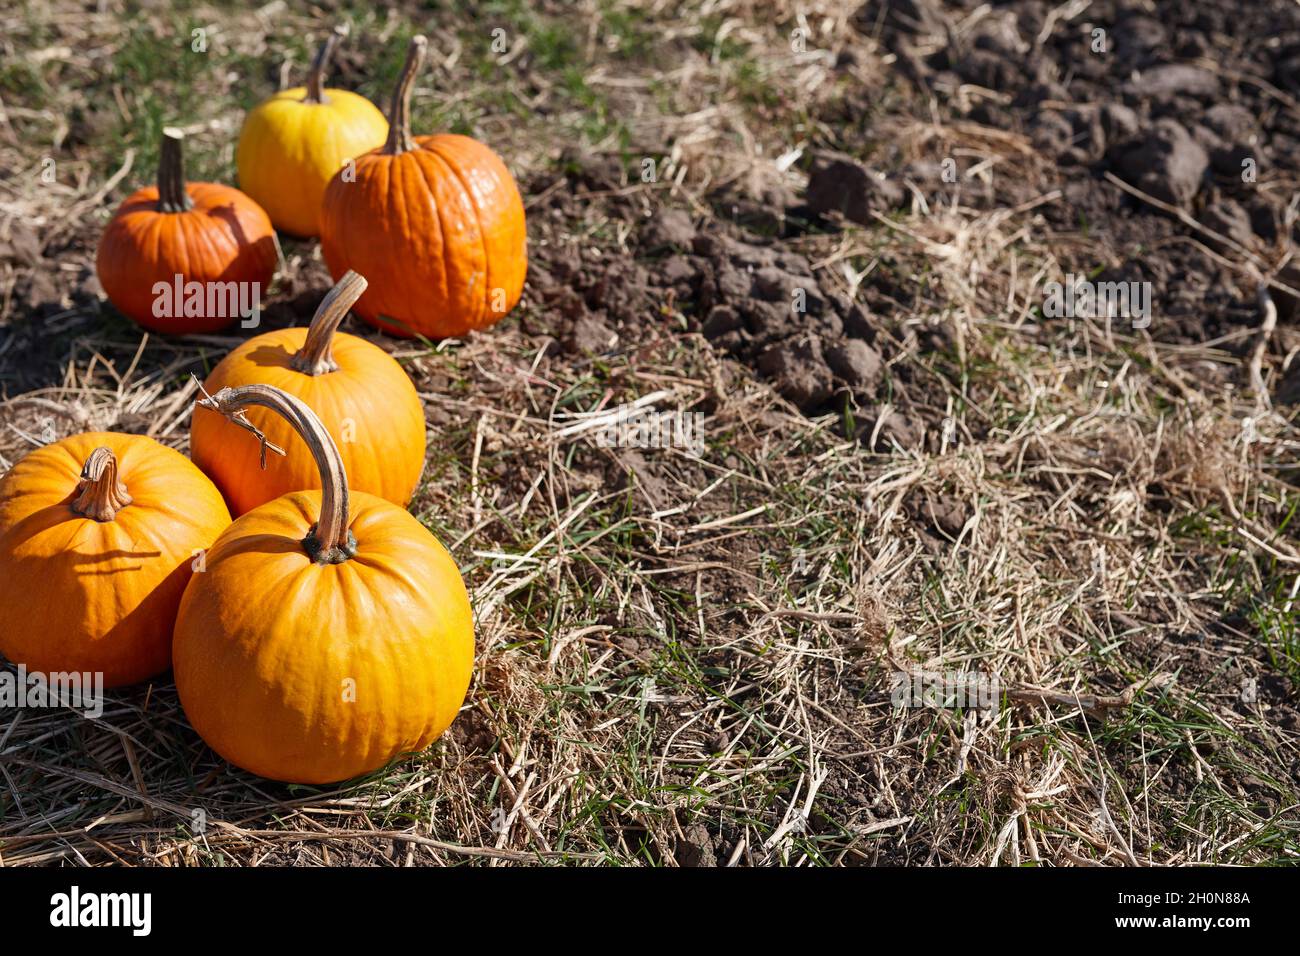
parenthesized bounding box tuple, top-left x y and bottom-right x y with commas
(71, 447, 133, 522)
(197, 383, 355, 565)
(305, 24, 349, 104)
(383, 34, 427, 155)
(290, 271, 369, 375)
(157, 128, 194, 213)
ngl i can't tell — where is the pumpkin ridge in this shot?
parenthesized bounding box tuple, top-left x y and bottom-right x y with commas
(423, 141, 491, 330)
(56, 504, 98, 556)
(391, 157, 430, 327)
(188, 196, 233, 267)
(178, 211, 229, 319)
(333, 339, 425, 499)
(185, 205, 227, 284)
(194, 202, 233, 276)
(408, 152, 458, 328)
(370, 155, 415, 332)
(345, 532, 429, 604)
(208, 187, 262, 268)
(307, 383, 356, 488)
(319, 115, 344, 184)
(335, 158, 382, 323)
(148, 210, 179, 294)
(130, 208, 158, 288)
(197, 195, 242, 267)
(166, 214, 189, 291)
(327, 530, 453, 754)
(116, 503, 197, 567)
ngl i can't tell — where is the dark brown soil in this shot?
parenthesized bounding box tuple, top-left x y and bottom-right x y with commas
(851, 0, 1300, 344)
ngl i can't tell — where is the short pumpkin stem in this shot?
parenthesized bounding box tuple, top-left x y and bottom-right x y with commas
(71, 447, 133, 522)
(197, 384, 356, 564)
(305, 24, 349, 104)
(157, 127, 194, 213)
(383, 34, 427, 155)
(290, 271, 369, 375)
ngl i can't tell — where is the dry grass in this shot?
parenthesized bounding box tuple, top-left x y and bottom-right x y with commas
(0, 0, 1297, 866)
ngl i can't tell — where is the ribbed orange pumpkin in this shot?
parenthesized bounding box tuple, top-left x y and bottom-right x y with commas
(95, 128, 277, 335)
(190, 271, 426, 516)
(173, 384, 474, 784)
(0, 433, 231, 688)
(319, 35, 527, 339)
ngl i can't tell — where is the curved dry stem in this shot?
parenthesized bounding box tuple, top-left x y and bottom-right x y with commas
(383, 34, 427, 155)
(305, 24, 349, 104)
(71, 447, 133, 522)
(290, 271, 369, 375)
(197, 384, 355, 564)
(157, 127, 194, 213)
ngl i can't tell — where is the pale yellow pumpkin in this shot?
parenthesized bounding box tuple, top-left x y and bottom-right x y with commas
(236, 27, 388, 237)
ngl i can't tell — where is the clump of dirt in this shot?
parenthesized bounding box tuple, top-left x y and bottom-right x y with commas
(805, 151, 906, 224)
(523, 157, 935, 449)
(671, 229, 883, 407)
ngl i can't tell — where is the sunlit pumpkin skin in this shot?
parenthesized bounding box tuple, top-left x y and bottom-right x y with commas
(174, 385, 474, 784)
(96, 129, 277, 335)
(237, 27, 388, 237)
(319, 35, 527, 339)
(191, 271, 425, 516)
(0, 433, 231, 688)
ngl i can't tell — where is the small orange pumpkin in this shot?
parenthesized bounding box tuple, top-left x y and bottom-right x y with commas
(319, 35, 527, 339)
(96, 128, 277, 335)
(190, 270, 426, 516)
(0, 433, 231, 688)
(174, 384, 474, 784)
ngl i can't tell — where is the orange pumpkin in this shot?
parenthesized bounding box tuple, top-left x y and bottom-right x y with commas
(174, 384, 474, 784)
(319, 35, 527, 339)
(0, 433, 231, 688)
(95, 128, 277, 335)
(190, 270, 426, 516)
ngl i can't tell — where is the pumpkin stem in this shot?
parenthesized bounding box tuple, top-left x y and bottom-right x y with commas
(290, 271, 369, 375)
(157, 127, 194, 213)
(383, 34, 427, 155)
(71, 447, 133, 522)
(305, 24, 349, 104)
(197, 384, 356, 565)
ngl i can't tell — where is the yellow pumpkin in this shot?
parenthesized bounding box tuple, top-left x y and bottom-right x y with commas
(236, 26, 388, 237)
(174, 384, 474, 784)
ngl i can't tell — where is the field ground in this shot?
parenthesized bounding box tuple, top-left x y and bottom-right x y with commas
(0, 0, 1298, 865)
